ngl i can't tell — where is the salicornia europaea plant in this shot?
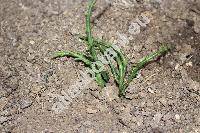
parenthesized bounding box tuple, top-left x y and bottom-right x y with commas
(54, 0, 170, 97)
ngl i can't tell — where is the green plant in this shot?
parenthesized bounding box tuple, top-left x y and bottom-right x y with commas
(54, 0, 170, 97)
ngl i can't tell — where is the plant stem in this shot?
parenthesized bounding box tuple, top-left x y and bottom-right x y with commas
(127, 46, 169, 85)
(86, 0, 97, 59)
(54, 0, 170, 97)
(54, 51, 92, 66)
(85, 0, 108, 87)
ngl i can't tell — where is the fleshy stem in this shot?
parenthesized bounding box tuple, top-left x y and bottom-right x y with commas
(54, 51, 92, 66)
(54, 0, 170, 97)
(79, 36, 170, 97)
(86, 0, 97, 59)
(85, 0, 107, 87)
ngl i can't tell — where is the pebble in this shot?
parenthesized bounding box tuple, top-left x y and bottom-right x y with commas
(194, 25, 200, 33)
(163, 112, 172, 121)
(159, 98, 167, 106)
(179, 54, 187, 63)
(31, 84, 42, 94)
(175, 64, 180, 70)
(20, 99, 33, 109)
(197, 116, 200, 123)
(87, 129, 95, 133)
(147, 87, 155, 94)
(0, 116, 9, 124)
(186, 61, 193, 67)
(175, 114, 181, 120)
(153, 112, 163, 123)
(101, 85, 118, 101)
(146, 100, 154, 107)
(30, 40, 35, 45)
(140, 101, 146, 107)
(133, 45, 143, 52)
(136, 116, 143, 126)
(0, 97, 8, 110)
(86, 108, 97, 114)
(139, 92, 146, 98)
(189, 80, 200, 92)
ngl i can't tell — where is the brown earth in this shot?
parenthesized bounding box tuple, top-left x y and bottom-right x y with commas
(0, 0, 199, 132)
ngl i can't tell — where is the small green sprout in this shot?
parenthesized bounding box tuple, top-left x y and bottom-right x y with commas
(54, 0, 170, 98)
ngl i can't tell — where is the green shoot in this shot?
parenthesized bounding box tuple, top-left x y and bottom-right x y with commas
(86, 0, 97, 59)
(54, 51, 92, 66)
(54, 0, 170, 97)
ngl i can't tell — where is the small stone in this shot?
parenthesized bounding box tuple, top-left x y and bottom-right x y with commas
(147, 87, 155, 94)
(88, 129, 95, 133)
(163, 112, 172, 121)
(0, 97, 8, 110)
(153, 112, 163, 123)
(101, 85, 118, 101)
(189, 80, 199, 92)
(86, 108, 97, 114)
(129, 36, 134, 40)
(175, 64, 180, 70)
(197, 116, 200, 124)
(139, 92, 146, 98)
(140, 101, 146, 107)
(31, 84, 42, 94)
(133, 45, 143, 52)
(186, 61, 193, 67)
(136, 116, 143, 126)
(20, 99, 33, 109)
(194, 25, 200, 33)
(146, 100, 154, 107)
(181, 46, 194, 59)
(159, 98, 167, 106)
(117, 32, 129, 47)
(30, 40, 35, 45)
(175, 114, 180, 120)
(0, 110, 9, 116)
(0, 116, 9, 124)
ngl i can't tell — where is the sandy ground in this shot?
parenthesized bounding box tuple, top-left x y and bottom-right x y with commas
(0, 0, 200, 132)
